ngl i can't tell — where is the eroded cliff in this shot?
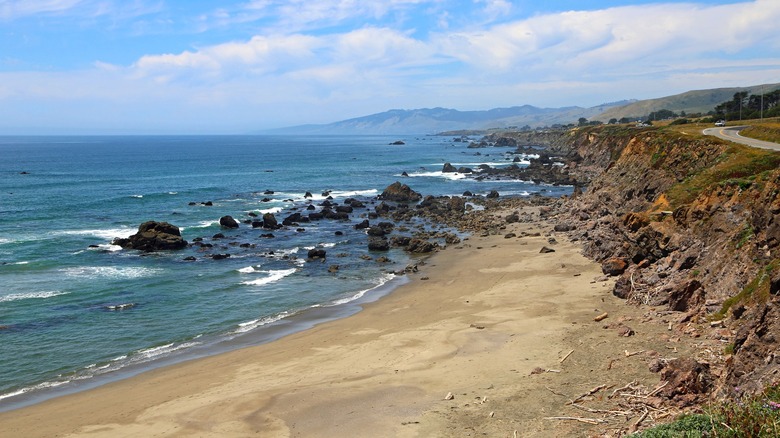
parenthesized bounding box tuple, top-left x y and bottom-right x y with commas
(551, 125, 780, 397)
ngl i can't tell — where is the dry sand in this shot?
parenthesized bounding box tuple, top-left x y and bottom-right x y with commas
(0, 211, 685, 437)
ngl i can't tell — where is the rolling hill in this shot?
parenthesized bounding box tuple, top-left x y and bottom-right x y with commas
(595, 83, 780, 122)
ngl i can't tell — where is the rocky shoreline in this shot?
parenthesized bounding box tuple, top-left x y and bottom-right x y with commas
(106, 125, 778, 433)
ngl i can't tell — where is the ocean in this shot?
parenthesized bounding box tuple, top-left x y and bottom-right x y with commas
(0, 134, 569, 411)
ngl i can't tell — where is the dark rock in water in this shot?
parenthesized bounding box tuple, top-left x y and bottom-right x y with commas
(355, 219, 370, 230)
(261, 198, 272, 202)
(442, 162, 457, 173)
(390, 140, 405, 145)
(20, 171, 29, 175)
(304, 191, 313, 198)
(189, 202, 197, 206)
(219, 215, 239, 229)
(112, 221, 188, 252)
(183, 256, 197, 261)
(211, 253, 231, 260)
(328, 264, 340, 273)
(378, 182, 422, 203)
(368, 237, 390, 251)
(486, 190, 499, 199)
(308, 212, 324, 220)
(306, 204, 316, 210)
(296, 228, 305, 232)
(202, 201, 213, 206)
(260, 233, 275, 238)
(367, 226, 386, 237)
(248, 212, 258, 217)
(308, 248, 327, 259)
(539, 246, 556, 253)
(401, 171, 409, 177)
(463, 191, 473, 197)
(251, 221, 263, 228)
(390, 235, 411, 247)
(457, 167, 473, 174)
(345, 198, 365, 208)
(283, 213, 303, 226)
(106, 303, 136, 311)
(263, 213, 278, 229)
(336, 205, 353, 214)
(213, 233, 225, 239)
(335, 231, 344, 236)
(264, 190, 275, 195)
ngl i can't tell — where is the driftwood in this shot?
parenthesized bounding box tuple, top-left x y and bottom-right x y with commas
(560, 349, 575, 363)
(594, 312, 609, 322)
(544, 416, 607, 425)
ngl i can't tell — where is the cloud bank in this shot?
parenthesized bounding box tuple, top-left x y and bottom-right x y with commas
(1, 0, 778, 133)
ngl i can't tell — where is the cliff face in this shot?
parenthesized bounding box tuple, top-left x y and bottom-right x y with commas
(555, 125, 780, 396)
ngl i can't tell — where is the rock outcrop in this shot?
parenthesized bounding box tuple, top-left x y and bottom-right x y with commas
(378, 182, 422, 203)
(113, 221, 188, 251)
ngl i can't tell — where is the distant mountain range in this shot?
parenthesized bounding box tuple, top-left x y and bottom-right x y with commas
(261, 82, 780, 135)
(261, 102, 631, 135)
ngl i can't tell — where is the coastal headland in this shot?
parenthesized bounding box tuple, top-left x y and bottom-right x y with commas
(4, 122, 780, 436)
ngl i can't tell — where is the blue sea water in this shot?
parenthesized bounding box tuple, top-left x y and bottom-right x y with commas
(0, 134, 569, 410)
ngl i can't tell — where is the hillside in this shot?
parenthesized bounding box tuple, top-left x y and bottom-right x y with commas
(262, 102, 630, 135)
(596, 82, 780, 121)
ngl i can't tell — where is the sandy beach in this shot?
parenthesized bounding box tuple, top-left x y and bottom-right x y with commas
(0, 209, 683, 437)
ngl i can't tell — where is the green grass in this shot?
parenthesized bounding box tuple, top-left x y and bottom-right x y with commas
(740, 122, 780, 144)
(635, 384, 780, 437)
(711, 259, 779, 321)
(665, 144, 780, 208)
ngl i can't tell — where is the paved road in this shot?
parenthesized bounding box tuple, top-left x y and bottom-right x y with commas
(703, 125, 780, 151)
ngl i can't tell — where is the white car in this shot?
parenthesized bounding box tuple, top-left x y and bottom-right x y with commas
(715, 120, 726, 127)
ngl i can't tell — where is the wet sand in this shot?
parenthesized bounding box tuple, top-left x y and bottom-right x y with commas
(0, 211, 670, 437)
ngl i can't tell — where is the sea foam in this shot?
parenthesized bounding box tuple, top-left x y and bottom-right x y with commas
(241, 268, 297, 286)
(0, 290, 69, 303)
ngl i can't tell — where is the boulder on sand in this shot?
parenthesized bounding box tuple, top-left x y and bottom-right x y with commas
(113, 221, 188, 252)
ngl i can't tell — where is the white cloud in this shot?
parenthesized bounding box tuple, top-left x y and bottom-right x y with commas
(0, 0, 85, 19)
(2, 0, 779, 133)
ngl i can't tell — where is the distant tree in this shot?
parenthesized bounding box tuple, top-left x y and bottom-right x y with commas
(520, 125, 531, 132)
(646, 109, 678, 121)
(608, 118, 618, 124)
(618, 117, 632, 124)
(680, 111, 687, 117)
(578, 117, 588, 126)
(669, 118, 689, 125)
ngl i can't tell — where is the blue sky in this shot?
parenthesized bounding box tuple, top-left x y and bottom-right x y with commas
(1, 0, 778, 133)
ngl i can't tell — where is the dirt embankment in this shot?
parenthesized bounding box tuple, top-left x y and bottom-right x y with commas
(537, 125, 780, 403)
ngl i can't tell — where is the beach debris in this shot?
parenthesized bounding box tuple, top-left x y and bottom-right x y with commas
(470, 324, 486, 330)
(559, 349, 575, 363)
(444, 392, 455, 400)
(624, 349, 645, 357)
(568, 384, 608, 405)
(540, 246, 556, 253)
(594, 312, 609, 322)
(544, 416, 607, 425)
